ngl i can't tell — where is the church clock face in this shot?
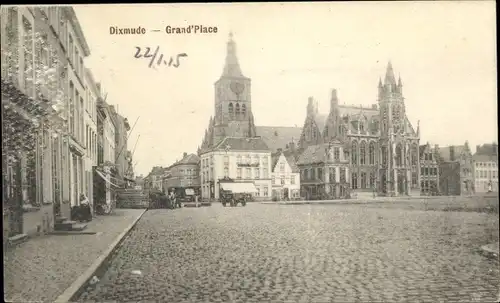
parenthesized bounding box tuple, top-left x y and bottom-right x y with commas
(230, 81, 245, 95)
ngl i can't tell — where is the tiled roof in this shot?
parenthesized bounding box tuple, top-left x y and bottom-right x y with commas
(338, 105, 378, 118)
(172, 153, 200, 166)
(438, 145, 469, 162)
(212, 137, 270, 152)
(256, 126, 302, 152)
(283, 150, 300, 173)
(472, 154, 498, 162)
(270, 149, 300, 173)
(297, 144, 328, 165)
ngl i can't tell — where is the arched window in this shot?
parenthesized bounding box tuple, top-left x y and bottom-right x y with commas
(241, 104, 246, 118)
(235, 103, 240, 117)
(324, 127, 329, 137)
(369, 142, 375, 165)
(360, 141, 366, 165)
(361, 172, 367, 189)
(351, 141, 358, 165)
(396, 144, 402, 166)
(411, 144, 418, 165)
(228, 103, 234, 119)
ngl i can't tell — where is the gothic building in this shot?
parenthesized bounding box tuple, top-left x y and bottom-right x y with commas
(297, 62, 421, 197)
(199, 33, 257, 152)
(199, 34, 300, 154)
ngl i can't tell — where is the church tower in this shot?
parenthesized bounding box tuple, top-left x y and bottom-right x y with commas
(212, 32, 256, 145)
(377, 61, 411, 196)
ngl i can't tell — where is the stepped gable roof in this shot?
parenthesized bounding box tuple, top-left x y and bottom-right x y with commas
(256, 126, 302, 152)
(212, 137, 270, 152)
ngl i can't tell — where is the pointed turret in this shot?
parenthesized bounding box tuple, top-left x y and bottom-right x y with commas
(247, 113, 256, 137)
(222, 32, 244, 78)
(416, 120, 420, 137)
(384, 61, 396, 85)
(307, 97, 316, 117)
(330, 89, 339, 114)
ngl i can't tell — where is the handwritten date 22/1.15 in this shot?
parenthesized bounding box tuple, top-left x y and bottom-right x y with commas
(134, 46, 188, 68)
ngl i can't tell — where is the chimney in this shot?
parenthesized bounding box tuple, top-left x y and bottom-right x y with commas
(183, 152, 187, 158)
(289, 141, 296, 151)
(277, 148, 283, 153)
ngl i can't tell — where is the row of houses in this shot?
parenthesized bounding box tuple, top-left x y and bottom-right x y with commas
(142, 33, 497, 201)
(2, 7, 134, 241)
(142, 140, 496, 203)
(420, 142, 498, 196)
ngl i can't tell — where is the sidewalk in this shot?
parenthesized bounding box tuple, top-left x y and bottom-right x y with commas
(3, 209, 146, 303)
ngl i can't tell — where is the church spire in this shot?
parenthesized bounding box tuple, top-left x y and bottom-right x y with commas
(384, 61, 396, 85)
(222, 32, 244, 78)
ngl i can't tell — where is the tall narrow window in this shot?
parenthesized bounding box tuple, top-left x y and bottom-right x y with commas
(411, 144, 418, 165)
(360, 142, 366, 165)
(369, 142, 375, 165)
(369, 172, 375, 188)
(235, 103, 240, 117)
(241, 104, 246, 118)
(329, 167, 336, 183)
(228, 103, 234, 119)
(23, 16, 34, 96)
(340, 167, 346, 183)
(361, 172, 367, 189)
(396, 144, 402, 166)
(351, 141, 358, 165)
(69, 81, 75, 135)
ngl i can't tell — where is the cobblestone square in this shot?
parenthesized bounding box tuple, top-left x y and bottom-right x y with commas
(78, 202, 499, 303)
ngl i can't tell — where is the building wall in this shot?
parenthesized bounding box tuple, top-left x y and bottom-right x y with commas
(420, 146, 440, 195)
(474, 161, 498, 193)
(84, 69, 98, 208)
(166, 163, 200, 189)
(200, 151, 272, 200)
(439, 162, 461, 196)
(271, 154, 300, 199)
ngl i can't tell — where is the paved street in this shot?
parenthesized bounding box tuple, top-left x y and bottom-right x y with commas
(3, 209, 145, 303)
(78, 202, 499, 303)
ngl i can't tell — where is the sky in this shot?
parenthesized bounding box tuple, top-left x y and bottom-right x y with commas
(73, 2, 497, 177)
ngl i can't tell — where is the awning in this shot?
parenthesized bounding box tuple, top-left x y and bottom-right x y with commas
(95, 170, 121, 188)
(220, 182, 258, 194)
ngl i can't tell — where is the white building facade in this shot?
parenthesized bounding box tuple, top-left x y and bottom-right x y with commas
(65, 10, 90, 206)
(102, 102, 116, 204)
(271, 151, 301, 200)
(200, 137, 272, 201)
(84, 68, 98, 208)
(473, 155, 498, 193)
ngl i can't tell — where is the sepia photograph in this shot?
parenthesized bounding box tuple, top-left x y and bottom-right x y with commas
(2, 2, 498, 302)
